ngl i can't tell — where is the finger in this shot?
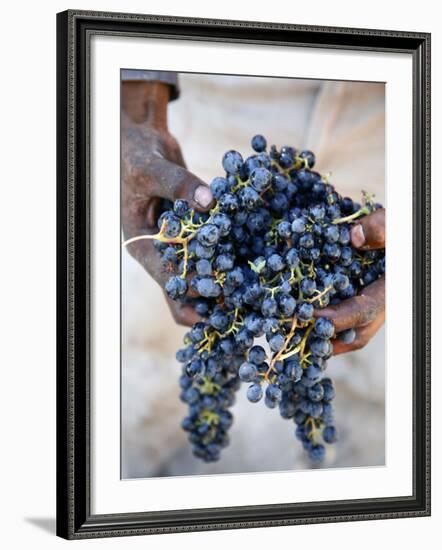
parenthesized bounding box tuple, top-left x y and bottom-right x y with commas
(351, 208, 385, 249)
(164, 293, 202, 327)
(314, 276, 385, 332)
(139, 157, 214, 213)
(332, 310, 385, 355)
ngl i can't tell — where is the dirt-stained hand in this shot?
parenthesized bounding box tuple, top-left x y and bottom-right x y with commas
(315, 209, 385, 355)
(121, 81, 214, 326)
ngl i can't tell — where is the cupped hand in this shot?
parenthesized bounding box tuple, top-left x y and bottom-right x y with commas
(315, 208, 385, 355)
(121, 81, 214, 326)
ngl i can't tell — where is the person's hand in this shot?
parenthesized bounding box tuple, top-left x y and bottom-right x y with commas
(121, 80, 214, 326)
(315, 208, 385, 355)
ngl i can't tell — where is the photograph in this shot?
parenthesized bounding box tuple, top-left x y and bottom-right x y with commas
(120, 70, 386, 479)
(55, 9, 431, 540)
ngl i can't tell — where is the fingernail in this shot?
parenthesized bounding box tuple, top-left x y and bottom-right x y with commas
(351, 224, 366, 248)
(194, 185, 213, 208)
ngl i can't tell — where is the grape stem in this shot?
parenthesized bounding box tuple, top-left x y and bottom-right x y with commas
(196, 329, 218, 355)
(122, 218, 195, 247)
(332, 205, 370, 225)
(122, 218, 200, 279)
(220, 308, 242, 337)
(180, 241, 190, 279)
(306, 416, 321, 444)
(199, 378, 221, 397)
(214, 271, 227, 286)
(196, 310, 243, 356)
(265, 316, 298, 380)
(306, 285, 333, 305)
(277, 322, 315, 364)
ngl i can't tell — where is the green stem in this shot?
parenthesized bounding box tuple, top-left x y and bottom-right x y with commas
(306, 285, 333, 305)
(332, 206, 370, 225)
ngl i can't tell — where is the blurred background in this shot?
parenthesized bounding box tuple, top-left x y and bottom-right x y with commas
(121, 73, 385, 479)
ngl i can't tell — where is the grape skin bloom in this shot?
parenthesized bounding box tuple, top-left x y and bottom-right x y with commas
(151, 135, 385, 464)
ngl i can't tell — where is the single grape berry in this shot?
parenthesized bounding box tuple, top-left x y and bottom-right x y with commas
(212, 212, 232, 236)
(173, 199, 189, 217)
(323, 425, 338, 444)
(247, 383, 263, 403)
(251, 134, 267, 153)
(333, 272, 350, 291)
(314, 318, 335, 339)
(210, 177, 229, 199)
(165, 276, 187, 299)
(269, 333, 285, 352)
(248, 345, 267, 365)
(297, 302, 314, 321)
(196, 278, 221, 298)
(197, 224, 221, 247)
(239, 362, 258, 382)
(309, 444, 326, 462)
(196, 259, 212, 277)
(292, 217, 307, 234)
(266, 384, 283, 403)
(250, 167, 272, 192)
(267, 254, 285, 272)
(222, 150, 243, 175)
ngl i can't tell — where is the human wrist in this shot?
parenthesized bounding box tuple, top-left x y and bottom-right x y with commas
(121, 81, 170, 130)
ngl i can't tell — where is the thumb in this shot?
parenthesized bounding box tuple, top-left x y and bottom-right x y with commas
(146, 157, 214, 212)
(350, 208, 385, 249)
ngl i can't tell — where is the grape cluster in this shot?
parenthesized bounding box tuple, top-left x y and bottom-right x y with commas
(144, 135, 385, 464)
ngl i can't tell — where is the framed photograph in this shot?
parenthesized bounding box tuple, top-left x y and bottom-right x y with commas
(56, 10, 431, 539)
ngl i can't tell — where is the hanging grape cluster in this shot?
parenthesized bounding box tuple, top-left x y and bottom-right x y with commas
(127, 135, 385, 464)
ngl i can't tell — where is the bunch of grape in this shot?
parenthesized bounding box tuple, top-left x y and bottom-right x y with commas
(140, 135, 385, 464)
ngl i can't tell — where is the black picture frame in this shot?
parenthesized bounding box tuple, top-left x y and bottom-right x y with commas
(56, 9, 431, 540)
